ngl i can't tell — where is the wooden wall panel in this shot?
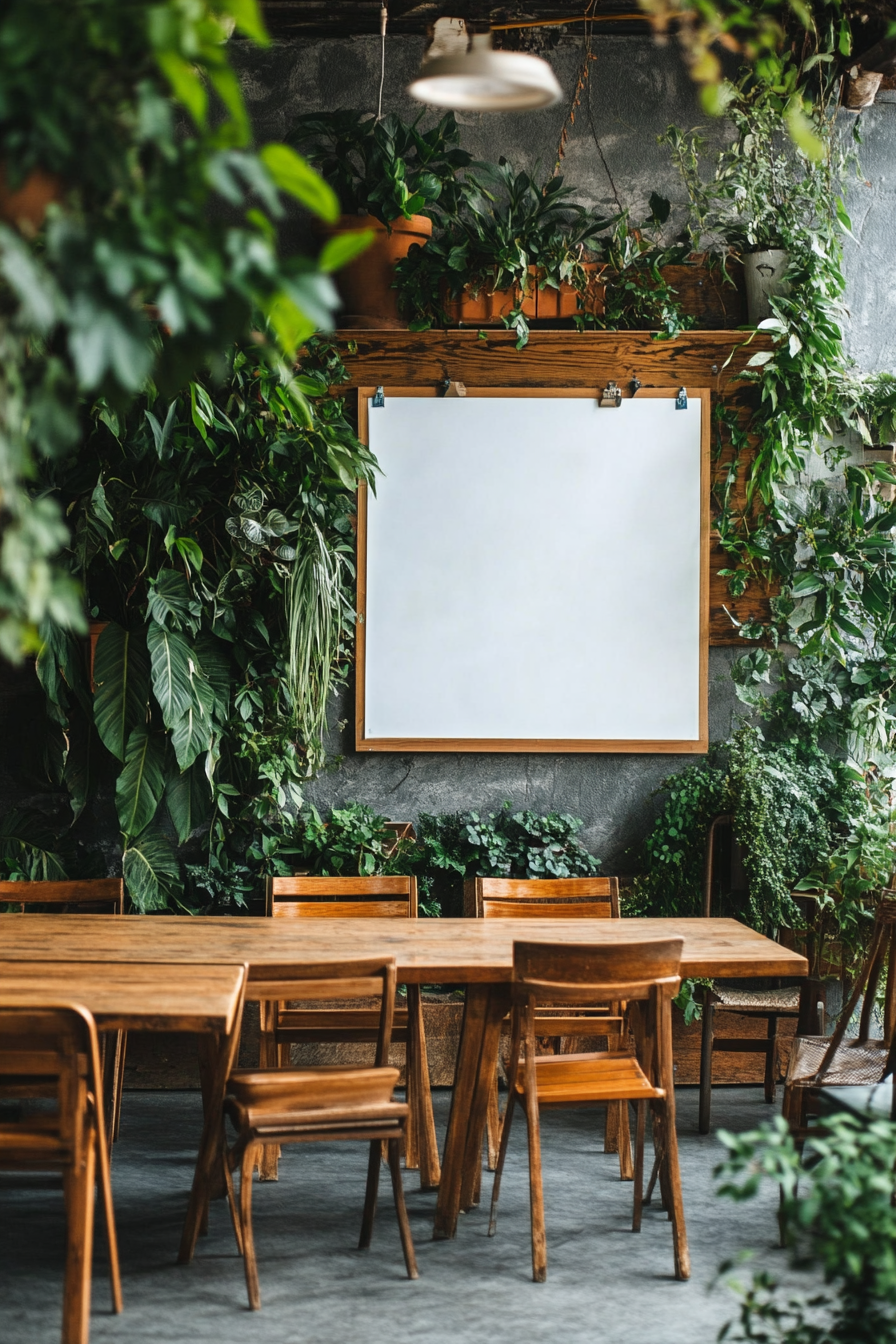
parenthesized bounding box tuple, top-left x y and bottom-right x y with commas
(334, 330, 776, 647)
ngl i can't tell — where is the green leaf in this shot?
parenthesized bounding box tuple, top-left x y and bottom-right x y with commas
(165, 761, 212, 844)
(169, 682, 216, 771)
(93, 624, 151, 763)
(319, 229, 374, 273)
(123, 830, 179, 912)
(222, 0, 270, 45)
(147, 570, 194, 630)
(115, 726, 167, 840)
(147, 622, 198, 727)
(259, 144, 338, 222)
(156, 51, 208, 130)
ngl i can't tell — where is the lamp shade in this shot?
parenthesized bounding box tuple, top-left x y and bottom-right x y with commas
(408, 32, 562, 111)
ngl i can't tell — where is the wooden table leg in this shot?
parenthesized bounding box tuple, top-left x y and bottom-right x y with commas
(434, 982, 510, 1240)
(407, 984, 441, 1190)
(178, 1025, 240, 1265)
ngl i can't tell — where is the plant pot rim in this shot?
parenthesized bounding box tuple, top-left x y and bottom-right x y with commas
(330, 212, 433, 237)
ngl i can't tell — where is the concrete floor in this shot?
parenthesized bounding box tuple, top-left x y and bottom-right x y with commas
(1, 1088, 803, 1344)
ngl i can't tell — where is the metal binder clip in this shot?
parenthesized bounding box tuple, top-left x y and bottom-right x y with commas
(675, 386, 688, 410)
(599, 380, 622, 408)
(630, 376, 642, 395)
(372, 386, 385, 408)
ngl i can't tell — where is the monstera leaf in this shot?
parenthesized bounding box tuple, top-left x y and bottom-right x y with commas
(115, 726, 167, 840)
(93, 624, 151, 762)
(122, 829, 180, 912)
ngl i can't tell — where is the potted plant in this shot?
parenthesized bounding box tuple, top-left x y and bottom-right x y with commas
(396, 160, 614, 348)
(592, 208, 697, 337)
(289, 110, 471, 328)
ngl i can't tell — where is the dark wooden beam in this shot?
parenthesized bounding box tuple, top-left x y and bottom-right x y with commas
(257, 3, 653, 39)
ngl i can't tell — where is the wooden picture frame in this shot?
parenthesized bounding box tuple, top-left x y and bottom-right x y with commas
(355, 385, 710, 754)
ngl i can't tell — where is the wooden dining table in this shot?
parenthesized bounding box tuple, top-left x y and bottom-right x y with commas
(0, 914, 806, 1247)
(0, 956, 247, 1265)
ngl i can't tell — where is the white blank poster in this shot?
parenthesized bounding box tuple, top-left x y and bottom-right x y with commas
(359, 391, 706, 751)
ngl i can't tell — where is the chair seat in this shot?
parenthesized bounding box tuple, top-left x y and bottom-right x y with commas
(528, 1050, 665, 1104)
(714, 986, 801, 1013)
(786, 1034, 890, 1088)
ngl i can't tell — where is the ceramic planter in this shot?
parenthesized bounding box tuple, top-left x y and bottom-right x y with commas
(744, 248, 790, 325)
(324, 213, 432, 329)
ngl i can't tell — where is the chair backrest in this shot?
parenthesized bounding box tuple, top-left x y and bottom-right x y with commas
(266, 875, 417, 920)
(818, 891, 896, 1080)
(0, 879, 124, 915)
(468, 876, 619, 920)
(0, 1001, 105, 1158)
(245, 958, 398, 1067)
(512, 938, 683, 1005)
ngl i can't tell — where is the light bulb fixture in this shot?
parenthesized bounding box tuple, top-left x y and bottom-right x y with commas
(407, 18, 562, 112)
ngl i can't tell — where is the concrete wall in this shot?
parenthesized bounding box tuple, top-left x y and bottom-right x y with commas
(228, 34, 895, 868)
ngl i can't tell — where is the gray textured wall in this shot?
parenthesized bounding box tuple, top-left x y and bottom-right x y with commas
(241, 37, 892, 867)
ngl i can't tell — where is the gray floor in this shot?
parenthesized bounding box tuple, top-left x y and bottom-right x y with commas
(1, 1088, 803, 1344)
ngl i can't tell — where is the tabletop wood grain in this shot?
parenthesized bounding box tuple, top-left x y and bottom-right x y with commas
(0, 916, 806, 982)
(0, 959, 246, 1033)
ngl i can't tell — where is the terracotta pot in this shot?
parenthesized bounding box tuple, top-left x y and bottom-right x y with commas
(442, 271, 537, 326)
(324, 213, 432, 328)
(0, 163, 62, 232)
(534, 263, 606, 320)
(843, 65, 883, 111)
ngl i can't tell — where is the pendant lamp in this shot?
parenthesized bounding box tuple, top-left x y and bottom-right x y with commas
(407, 18, 562, 112)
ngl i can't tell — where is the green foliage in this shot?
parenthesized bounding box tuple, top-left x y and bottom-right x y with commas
(0, 809, 67, 882)
(289, 110, 471, 225)
(396, 160, 616, 349)
(35, 342, 375, 910)
(0, 0, 343, 659)
(592, 209, 696, 338)
(716, 1113, 896, 1343)
(291, 802, 413, 878)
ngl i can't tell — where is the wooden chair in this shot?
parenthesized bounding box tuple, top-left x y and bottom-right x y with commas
(220, 957, 419, 1310)
(488, 937, 689, 1283)
(0, 880, 128, 1142)
(467, 877, 631, 1177)
(697, 819, 800, 1133)
(0, 1000, 122, 1344)
(783, 890, 896, 1142)
(260, 875, 438, 1186)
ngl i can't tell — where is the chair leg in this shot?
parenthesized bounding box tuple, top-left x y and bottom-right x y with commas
(644, 1107, 664, 1208)
(488, 1083, 517, 1236)
(407, 986, 441, 1189)
(359, 1139, 382, 1250)
(632, 1102, 646, 1233)
(604, 1098, 619, 1154)
(258, 1023, 282, 1182)
(63, 1132, 96, 1344)
(698, 999, 714, 1134)
(222, 1133, 244, 1257)
(616, 1100, 634, 1181)
(239, 1143, 261, 1310)
(660, 1101, 691, 1281)
(486, 1070, 501, 1171)
(764, 1014, 778, 1104)
(387, 1138, 419, 1279)
(93, 1108, 122, 1314)
(523, 1077, 548, 1283)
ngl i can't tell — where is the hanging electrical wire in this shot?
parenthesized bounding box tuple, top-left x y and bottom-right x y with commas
(376, 3, 388, 122)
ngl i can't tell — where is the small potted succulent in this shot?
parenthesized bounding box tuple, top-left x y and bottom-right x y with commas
(288, 110, 471, 328)
(396, 160, 613, 348)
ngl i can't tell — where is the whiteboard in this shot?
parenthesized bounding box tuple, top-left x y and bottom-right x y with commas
(357, 388, 708, 752)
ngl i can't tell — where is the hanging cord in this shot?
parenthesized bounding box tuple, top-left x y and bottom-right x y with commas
(376, 3, 388, 122)
(552, 2, 597, 176)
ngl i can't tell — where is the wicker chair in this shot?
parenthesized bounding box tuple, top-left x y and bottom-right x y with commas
(783, 890, 896, 1142)
(698, 816, 801, 1133)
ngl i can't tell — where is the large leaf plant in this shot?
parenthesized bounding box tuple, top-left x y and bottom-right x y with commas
(34, 341, 376, 911)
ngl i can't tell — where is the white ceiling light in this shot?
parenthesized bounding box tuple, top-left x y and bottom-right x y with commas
(407, 18, 562, 112)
